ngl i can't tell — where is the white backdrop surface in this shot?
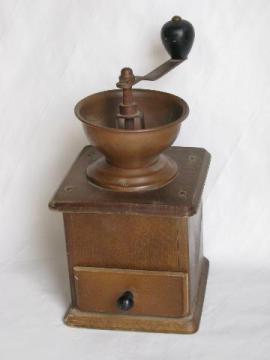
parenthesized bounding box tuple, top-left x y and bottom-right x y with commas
(1, 0, 270, 359)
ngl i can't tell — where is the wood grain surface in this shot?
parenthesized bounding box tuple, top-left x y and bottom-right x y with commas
(74, 266, 189, 317)
(49, 146, 210, 217)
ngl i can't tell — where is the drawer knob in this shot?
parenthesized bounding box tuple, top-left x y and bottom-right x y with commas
(117, 291, 134, 311)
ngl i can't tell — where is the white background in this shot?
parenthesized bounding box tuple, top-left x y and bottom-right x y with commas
(1, 0, 270, 359)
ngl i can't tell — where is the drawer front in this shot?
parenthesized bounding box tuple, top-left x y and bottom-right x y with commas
(74, 266, 189, 318)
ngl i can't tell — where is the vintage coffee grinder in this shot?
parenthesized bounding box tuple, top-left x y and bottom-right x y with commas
(49, 16, 210, 333)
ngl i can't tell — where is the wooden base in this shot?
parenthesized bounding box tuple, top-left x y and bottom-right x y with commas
(64, 257, 209, 334)
(50, 147, 211, 334)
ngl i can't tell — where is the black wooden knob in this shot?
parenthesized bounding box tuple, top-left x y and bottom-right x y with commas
(117, 291, 134, 311)
(161, 15, 195, 60)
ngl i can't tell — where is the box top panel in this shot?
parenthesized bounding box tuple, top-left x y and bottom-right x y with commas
(49, 146, 210, 217)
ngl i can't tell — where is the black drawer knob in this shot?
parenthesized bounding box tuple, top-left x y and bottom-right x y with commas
(117, 291, 134, 311)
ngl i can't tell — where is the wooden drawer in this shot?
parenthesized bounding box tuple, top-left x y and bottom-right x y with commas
(74, 266, 189, 318)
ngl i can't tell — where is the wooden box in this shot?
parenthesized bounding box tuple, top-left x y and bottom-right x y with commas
(49, 145, 210, 333)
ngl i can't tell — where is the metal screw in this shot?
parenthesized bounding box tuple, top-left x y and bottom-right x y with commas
(178, 190, 187, 199)
(188, 154, 197, 162)
(64, 186, 73, 192)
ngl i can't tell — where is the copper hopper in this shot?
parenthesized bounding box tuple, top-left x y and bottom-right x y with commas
(75, 16, 194, 192)
(75, 88, 189, 191)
